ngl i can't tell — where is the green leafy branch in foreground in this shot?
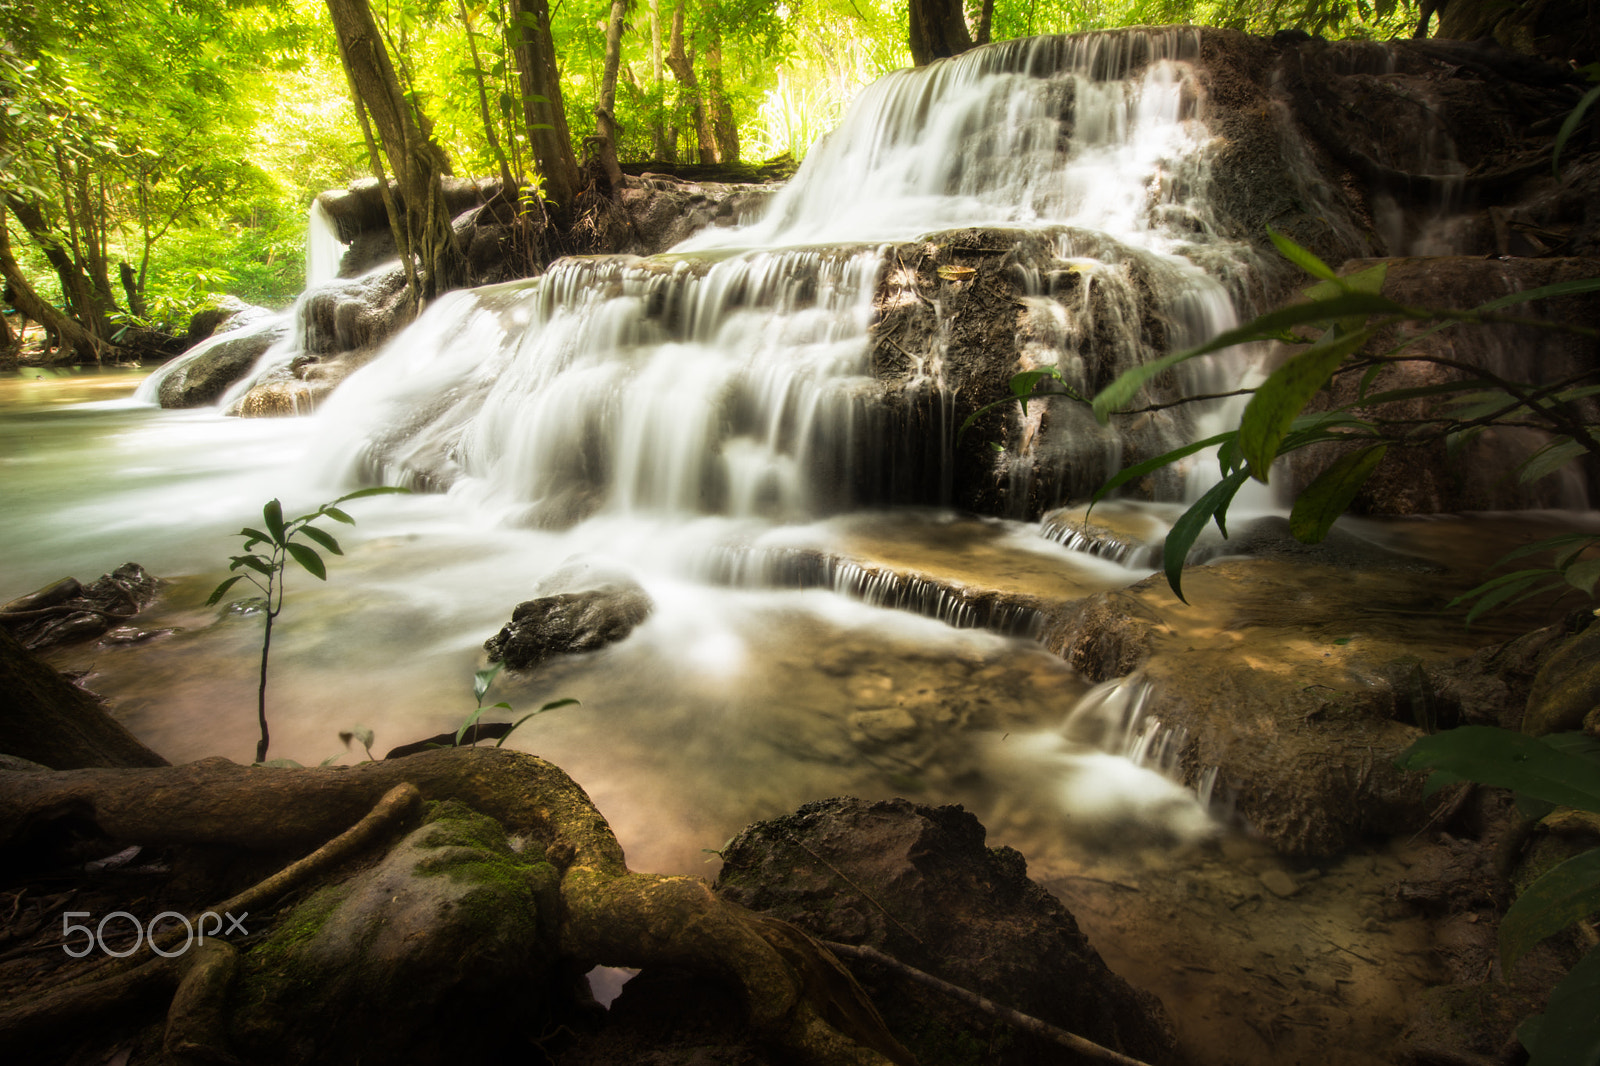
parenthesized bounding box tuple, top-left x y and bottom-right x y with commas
(1019, 229, 1600, 605)
(454, 662, 579, 748)
(206, 487, 409, 764)
(1398, 727, 1600, 1066)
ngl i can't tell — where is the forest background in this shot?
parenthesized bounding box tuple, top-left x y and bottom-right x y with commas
(0, 0, 1426, 349)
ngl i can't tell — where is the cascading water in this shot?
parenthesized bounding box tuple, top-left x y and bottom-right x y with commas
(135, 200, 350, 410)
(321, 29, 1259, 526)
(13, 30, 1287, 875)
(306, 199, 347, 288)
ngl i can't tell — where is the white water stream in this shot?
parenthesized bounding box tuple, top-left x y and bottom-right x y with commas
(2, 31, 1274, 873)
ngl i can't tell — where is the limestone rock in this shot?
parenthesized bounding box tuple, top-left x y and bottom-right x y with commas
(714, 796, 1178, 1066)
(157, 318, 287, 409)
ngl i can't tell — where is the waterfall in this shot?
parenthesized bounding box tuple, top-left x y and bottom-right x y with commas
(319, 28, 1259, 527)
(306, 199, 347, 287)
(135, 197, 349, 409)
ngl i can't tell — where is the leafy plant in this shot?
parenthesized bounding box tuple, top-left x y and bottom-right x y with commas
(1397, 727, 1600, 1066)
(1003, 230, 1600, 604)
(206, 487, 408, 763)
(454, 661, 578, 748)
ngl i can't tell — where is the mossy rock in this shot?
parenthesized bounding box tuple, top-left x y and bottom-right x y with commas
(228, 800, 560, 1065)
(1524, 622, 1600, 737)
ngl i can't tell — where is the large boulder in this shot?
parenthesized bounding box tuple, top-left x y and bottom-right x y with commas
(714, 796, 1178, 1066)
(157, 317, 288, 409)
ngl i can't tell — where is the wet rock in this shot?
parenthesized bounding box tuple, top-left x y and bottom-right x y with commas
(228, 800, 558, 1066)
(0, 563, 161, 650)
(1260, 868, 1300, 898)
(1043, 558, 1489, 855)
(485, 577, 653, 671)
(618, 176, 776, 253)
(184, 295, 275, 346)
(714, 797, 1178, 1066)
(1427, 622, 1568, 730)
(1039, 502, 1167, 564)
(157, 318, 288, 409)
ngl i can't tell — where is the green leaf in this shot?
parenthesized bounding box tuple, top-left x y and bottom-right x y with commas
(322, 506, 355, 525)
(239, 526, 273, 548)
(1492, 533, 1596, 566)
(205, 575, 244, 606)
(1518, 438, 1589, 485)
(1089, 432, 1235, 505)
(1238, 327, 1375, 480)
(1553, 83, 1600, 176)
(455, 705, 487, 747)
(496, 698, 581, 747)
(1564, 557, 1600, 596)
(1520, 944, 1600, 1066)
(285, 542, 326, 580)
(1161, 470, 1250, 604)
(231, 554, 275, 576)
(297, 524, 344, 555)
(351, 725, 375, 751)
(473, 662, 503, 703)
(1268, 226, 1337, 281)
(1288, 444, 1387, 543)
(1091, 292, 1410, 423)
(1340, 378, 1497, 410)
(331, 486, 411, 504)
(318, 753, 346, 767)
(263, 498, 287, 545)
(1395, 726, 1600, 814)
(1500, 848, 1600, 971)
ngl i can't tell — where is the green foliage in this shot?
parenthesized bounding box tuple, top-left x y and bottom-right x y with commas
(1077, 232, 1600, 604)
(1397, 727, 1600, 1066)
(207, 487, 409, 763)
(454, 662, 579, 748)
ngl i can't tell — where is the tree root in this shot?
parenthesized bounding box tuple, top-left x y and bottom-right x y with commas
(0, 749, 913, 1065)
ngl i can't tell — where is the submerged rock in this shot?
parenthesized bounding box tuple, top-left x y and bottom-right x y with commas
(714, 796, 1178, 1066)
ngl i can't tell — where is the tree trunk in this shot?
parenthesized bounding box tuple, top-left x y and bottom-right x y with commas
(118, 262, 145, 320)
(976, 0, 994, 45)
(459, 0, 517, 192)
(704, 29, 739, 164)
(325, 0, 467, 302)
(908, 0, 974, 67)
(509, 0, 584, 223)
(595, 0, 630, 192)
(666, 0, 716, 164)
(0, 207, 106, 363)
(648, 0, 669, 159)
